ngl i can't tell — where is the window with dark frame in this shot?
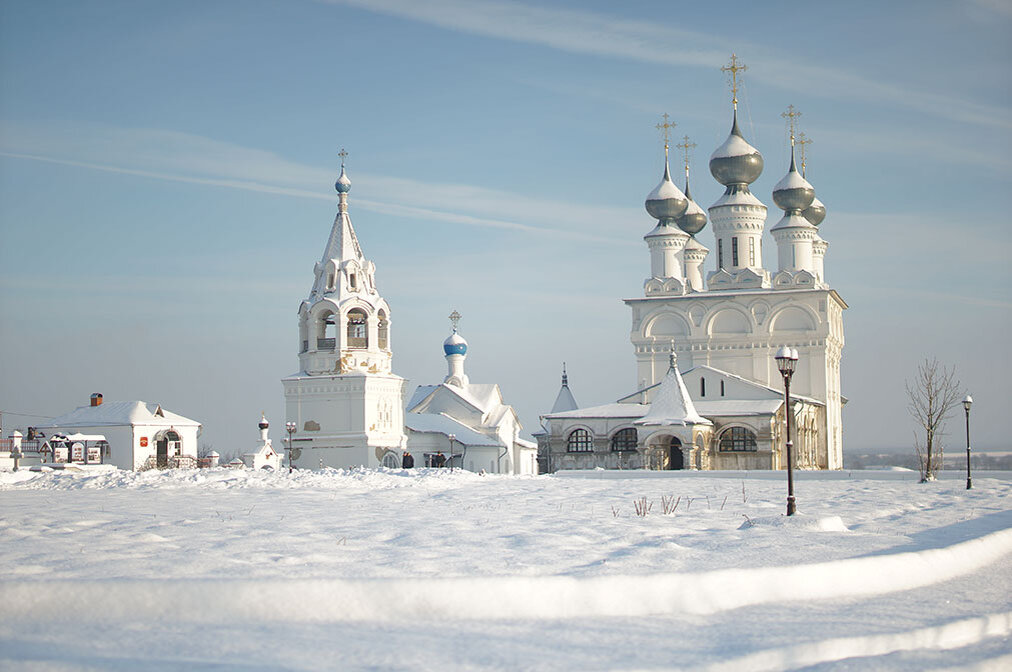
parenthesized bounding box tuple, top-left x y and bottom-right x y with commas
(567, 429, 593, 453)
(610, 428, 638, 452)
(719, 426, 758, 452)
(732, 237, 739, 266)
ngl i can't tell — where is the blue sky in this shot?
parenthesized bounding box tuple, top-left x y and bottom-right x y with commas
(1, 0, 1010, 454)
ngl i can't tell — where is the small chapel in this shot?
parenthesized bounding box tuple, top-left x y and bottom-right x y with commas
(539, 56, 846, 472)
(404, 312, 538, 475)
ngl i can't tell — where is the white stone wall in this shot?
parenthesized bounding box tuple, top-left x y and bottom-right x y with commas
(283, 372, 408, 469)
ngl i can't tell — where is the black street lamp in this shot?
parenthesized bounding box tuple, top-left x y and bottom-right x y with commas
(963, 395, 973, 490)
(448, 433, 456, 472)
(775, 346, 800, 516)
(286, 421, 297, 474)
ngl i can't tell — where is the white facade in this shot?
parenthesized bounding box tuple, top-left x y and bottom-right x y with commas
(541, 100, 845, 472)
(35, 398, 201, 470)
(282, 163, 409, 469)
(404, 321, 537, 475)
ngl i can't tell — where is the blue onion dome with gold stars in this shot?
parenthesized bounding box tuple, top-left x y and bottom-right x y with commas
(772, 148, 815, 214)
(335, 165, 351, 193)
(709, 111, 764, 188)
(676, 177, 708, 236)
(258, 413, 270, 430)
(645, 161, 688, 223)
(803, 195, 826, 226)
(443, 330, 467, 356)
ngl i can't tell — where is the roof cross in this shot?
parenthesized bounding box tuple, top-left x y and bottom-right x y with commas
(781, 105, 801, 145)
(796, 132, 812, 177)
(676, 134, 696, 177)
(721, 54, 747, 109)
(338, 147, 348, 167)
(448, 310, 462, 332)
(655, 113, 676, 155)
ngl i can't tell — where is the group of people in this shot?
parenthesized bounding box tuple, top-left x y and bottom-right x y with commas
(400, 451, 448, 469)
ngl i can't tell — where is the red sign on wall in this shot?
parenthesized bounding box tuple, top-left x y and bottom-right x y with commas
(140, 437, 149, 447)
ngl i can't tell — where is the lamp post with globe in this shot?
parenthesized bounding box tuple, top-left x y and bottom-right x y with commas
(963, 395, 973, 490)
(285, 421, 297, 474)
(775, 346, 799, 516)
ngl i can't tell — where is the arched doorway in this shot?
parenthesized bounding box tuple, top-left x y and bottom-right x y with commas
(668, 437, 683, 470)
(154, 430, 180, 469)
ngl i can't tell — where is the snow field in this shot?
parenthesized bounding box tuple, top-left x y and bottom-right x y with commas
(1, 467, 1010, 670)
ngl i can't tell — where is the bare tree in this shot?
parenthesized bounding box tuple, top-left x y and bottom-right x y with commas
(906, 358, 961, 482)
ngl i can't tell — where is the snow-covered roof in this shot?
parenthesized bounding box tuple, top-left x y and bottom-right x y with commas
(694, 400, 784, 416)
(773, 167, 813, 193)
(635, 362, 711, 427)
(39, 401, 200, 429)
(710, 131, 759, 160)
(405, 413, 502, 447)
(646, 173, 687, 203)
(770, 212, 816, 231)
(709, 189, 766, 209)
(544, 402, 649, 420)
(407, 382, 502, 417)
(53, 433, 108, 442)
(616, 365, 823, 407)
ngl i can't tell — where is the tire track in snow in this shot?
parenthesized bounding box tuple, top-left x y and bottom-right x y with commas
(3, 526, 1011, 623)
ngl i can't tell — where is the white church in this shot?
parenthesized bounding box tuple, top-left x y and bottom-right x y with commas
(282, 156, 534, 474)
(539, 57, 846, 472)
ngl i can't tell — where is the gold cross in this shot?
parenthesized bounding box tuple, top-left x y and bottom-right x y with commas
(721, 54, 747, 107)
(781, 105, 801, 145)
(655, 113, 676, 151)
(338, 148, 348, 167)
(448, 310, 461, 331)
(796, 132, 812, 177)
(676, 134, 696, 175)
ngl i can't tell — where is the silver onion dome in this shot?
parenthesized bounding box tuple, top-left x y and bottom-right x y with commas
(709, 111, 764, 187)
(772, 150, 815, 214)
(676, 178, 707, 235)
(645, 161, 688, 223)
(803, 195, 826, 226)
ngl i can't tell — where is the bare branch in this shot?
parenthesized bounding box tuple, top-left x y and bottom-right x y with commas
(906, 357, 961, 481)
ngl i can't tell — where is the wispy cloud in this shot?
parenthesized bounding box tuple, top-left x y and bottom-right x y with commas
(0, 121, 636, 246)
(325, 0, 1010, 131)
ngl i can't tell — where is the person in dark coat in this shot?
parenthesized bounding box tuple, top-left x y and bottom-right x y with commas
(402, 451, 414, 469)
(435, 452, 446, 468)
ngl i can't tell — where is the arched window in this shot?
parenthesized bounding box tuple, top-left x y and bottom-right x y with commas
(346, 309, 368, 348)
(610, 428, 637, 452)
(567, 429, 593, 453)
(719, 427, 758, 452)
(378, 312, 389, 350)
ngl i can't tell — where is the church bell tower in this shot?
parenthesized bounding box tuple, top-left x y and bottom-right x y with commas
(282, 150, 408, 469)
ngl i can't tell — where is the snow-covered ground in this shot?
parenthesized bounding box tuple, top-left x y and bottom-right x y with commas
(1, 467, 1009, 671)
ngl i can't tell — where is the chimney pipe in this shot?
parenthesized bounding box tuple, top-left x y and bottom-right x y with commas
(90, 393, 103, 407)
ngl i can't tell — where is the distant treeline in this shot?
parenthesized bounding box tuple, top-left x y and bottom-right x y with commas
(845, 453, 1012, 471)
